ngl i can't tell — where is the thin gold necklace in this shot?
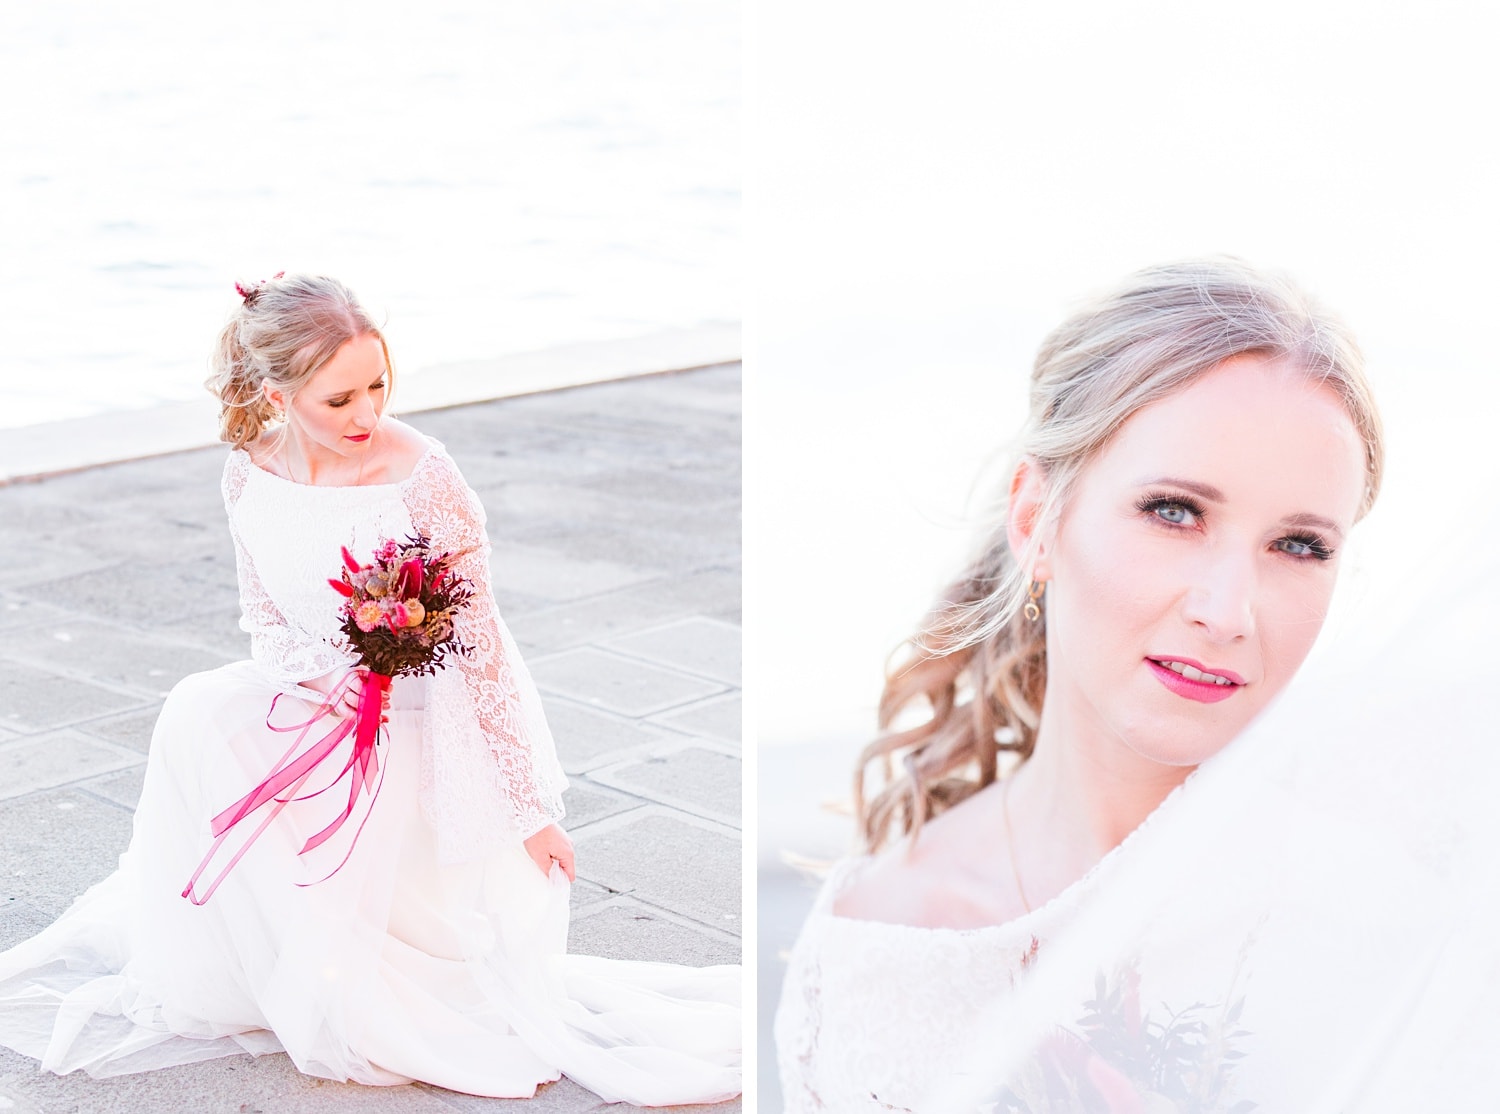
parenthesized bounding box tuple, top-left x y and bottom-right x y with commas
(283, 426, 373, 488)
(1001, 775, 1033, 914)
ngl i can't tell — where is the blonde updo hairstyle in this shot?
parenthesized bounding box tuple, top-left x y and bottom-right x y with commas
(856, 257, 1385, 853)
(205, 273, 394, 450)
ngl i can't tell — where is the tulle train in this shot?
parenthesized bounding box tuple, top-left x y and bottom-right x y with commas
(0, 661, 740, 1105)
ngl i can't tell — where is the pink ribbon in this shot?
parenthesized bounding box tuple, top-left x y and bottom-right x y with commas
(181, 669, 392, 906)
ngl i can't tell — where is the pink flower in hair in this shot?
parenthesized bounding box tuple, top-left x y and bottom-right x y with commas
(234, 272, 287, 303)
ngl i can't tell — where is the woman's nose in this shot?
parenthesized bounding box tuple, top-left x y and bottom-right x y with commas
(1180, 551, 1256, 642)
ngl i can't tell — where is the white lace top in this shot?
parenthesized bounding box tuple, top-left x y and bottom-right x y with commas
(222, 438, 567, 860)
(774, 852, 1124, 1113)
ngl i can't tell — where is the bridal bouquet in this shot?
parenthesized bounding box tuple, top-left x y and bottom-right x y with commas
(183, 533, 474, 906)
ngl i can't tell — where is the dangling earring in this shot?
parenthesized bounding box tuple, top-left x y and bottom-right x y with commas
(1023, 580, 1045, 622)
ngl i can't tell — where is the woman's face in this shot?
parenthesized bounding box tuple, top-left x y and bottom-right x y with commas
(274, 333, 389, 459)
(1027, 354, 1367, 767)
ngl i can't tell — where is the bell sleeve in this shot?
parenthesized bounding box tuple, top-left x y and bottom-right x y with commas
(401, 446, 568, 862)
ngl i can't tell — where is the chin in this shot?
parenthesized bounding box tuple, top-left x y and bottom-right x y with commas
(1129, 738, 1229, 768)
(1119, 715, 1251, 768)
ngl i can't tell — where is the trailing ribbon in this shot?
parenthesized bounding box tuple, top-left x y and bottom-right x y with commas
(181, 668, 391, 906)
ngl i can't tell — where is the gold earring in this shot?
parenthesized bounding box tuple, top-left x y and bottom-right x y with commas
(1023, 580, 1045, 622)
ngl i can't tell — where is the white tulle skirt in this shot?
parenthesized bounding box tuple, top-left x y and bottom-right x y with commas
(0, 661, 741, 1106)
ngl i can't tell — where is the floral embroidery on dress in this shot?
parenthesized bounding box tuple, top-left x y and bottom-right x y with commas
(992, 962, 1256, 1114)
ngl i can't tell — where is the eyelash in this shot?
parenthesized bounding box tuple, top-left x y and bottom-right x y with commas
(329, 379, 387, 408)
(1133, 493, 1336, 562)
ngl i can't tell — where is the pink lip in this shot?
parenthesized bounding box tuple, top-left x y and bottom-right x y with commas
(1145, 657, 1244, 704)
(346, 433, 371, 442)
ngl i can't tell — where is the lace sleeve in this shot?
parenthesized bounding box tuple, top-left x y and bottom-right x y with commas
(223, 451, 356, 687)
(402, 445, 567, 860)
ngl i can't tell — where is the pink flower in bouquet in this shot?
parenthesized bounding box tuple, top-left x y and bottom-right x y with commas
(394, 557, 423, 598)
(331, 531, 475, 678)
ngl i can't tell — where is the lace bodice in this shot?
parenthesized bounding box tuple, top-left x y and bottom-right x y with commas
(222, 439, 566, 859)
(774, 779, 1207, 1112)
(773, 858, 1066, 1113)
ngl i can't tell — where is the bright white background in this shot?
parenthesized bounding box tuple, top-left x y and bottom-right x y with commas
(0, 1, 738, 428)
(754, 0, 1499, 755)
(751, 1, 1500, 1103)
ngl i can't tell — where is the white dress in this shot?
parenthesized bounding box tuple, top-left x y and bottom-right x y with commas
(774, 847, 1129, 1114)
(0, 439, 741, 1106)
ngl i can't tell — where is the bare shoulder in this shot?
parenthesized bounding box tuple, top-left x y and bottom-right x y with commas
(832, 783, 1014, 929)
(375, 418, 434, 480)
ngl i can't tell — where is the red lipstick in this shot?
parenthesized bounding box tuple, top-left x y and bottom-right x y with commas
(346, 433, 371, 443)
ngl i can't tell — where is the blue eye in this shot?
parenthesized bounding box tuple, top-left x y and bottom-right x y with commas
(1274, 534, 1335, 561)
(1135, 495, 1204, 528)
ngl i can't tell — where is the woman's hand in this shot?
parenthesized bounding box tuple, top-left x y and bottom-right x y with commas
(523, 823, 576, 881)
(303, 666, 389, 723)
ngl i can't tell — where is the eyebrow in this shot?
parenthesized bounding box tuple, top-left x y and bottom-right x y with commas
(1136, 476, 1345, 540)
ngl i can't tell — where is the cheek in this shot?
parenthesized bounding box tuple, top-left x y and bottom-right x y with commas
(1050, 519, 1172, 648)
(1257, 571, 1337, 676)
(299, 405, 341, 436)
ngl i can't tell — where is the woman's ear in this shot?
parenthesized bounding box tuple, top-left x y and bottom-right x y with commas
(261, 381, 286, 414)
(1005, 458, 1053, 582)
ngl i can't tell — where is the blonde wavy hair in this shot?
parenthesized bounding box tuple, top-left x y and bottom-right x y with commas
(855, 257, 1385, 852)
(204, 273, 394, 450)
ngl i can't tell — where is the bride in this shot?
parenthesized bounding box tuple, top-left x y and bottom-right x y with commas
(0, 273, 740, 1106)
(773, 257, 1437, 1110)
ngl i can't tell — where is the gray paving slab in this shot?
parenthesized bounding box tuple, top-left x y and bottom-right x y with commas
(24, 557, 243, 628)
(152, 604, 253, 658)
(0, 789, 133, 915)
(558, 782, 644, 830)
(0, 731, 143, 801)
(602, 618, 741, 686)
(78, 765, 148, 812)
(530, 648, 729, 719)
(0, 594, 75, 634)
(649, 694, 742, 746)
(491, 543, 657, 605)
(507, 579, 719, 656)
(569, 898, 741, 966)
(0, 365, 741, 1112)
(72, 705, 166, 755)
(0, 541, 119, 591)
(0, 620, 238, 698)
(0, 662, 150, 735)
(545, 700, 673, 775)
(591, 744, 741, 825)
(571, 810, 740, 932)
(567, 878, 615, 916)
(520, 522, 738, 581)
(0, 900, 56, 951)
(629, 567, 740, 623)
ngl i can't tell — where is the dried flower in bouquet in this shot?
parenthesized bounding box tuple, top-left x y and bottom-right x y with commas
(328, 532, 476, 677)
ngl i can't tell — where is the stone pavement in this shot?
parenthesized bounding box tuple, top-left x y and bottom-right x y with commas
(0, 364, 742, 1114)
